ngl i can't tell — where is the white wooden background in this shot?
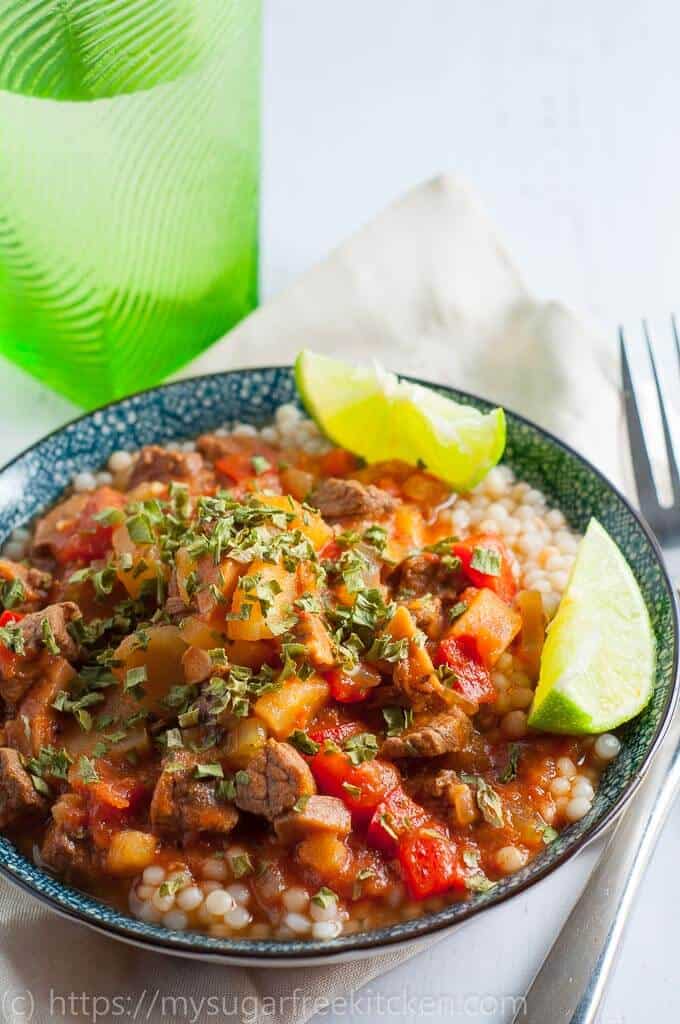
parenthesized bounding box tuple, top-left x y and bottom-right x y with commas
(1, 1, 678, 1020)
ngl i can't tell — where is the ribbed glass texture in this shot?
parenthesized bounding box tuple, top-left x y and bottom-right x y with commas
(0, 0, 260, 407)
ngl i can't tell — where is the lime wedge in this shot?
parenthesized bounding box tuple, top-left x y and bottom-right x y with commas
(294, 350, 506, 490)
(528, 519, 655, 734)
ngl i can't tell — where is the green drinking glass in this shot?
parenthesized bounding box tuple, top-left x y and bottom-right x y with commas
(0, 0, 260, 408)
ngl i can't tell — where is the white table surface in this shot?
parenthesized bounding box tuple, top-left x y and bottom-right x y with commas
(1, 2, 679, 1021)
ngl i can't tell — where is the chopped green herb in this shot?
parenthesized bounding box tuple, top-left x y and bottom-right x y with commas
(93, 506, 125, 527)
(26, 745, 73, 781)
(362, 524, 387, 553)
(294, 593, 322, 614)
(378, 813, 399, 840)
(31, 775, 50, 796)
(470, 546, 501, 576)
(342, 781, 362, 798)
(382, 706, 413, 736)
(124, 665, 148, 691)
(126, 514, 154, 545)
(251, 455, 271, 476)
(424, 536, 459, 555)
(0, 623, 25, 655)
(158, 873, 190, 898)
(288, 730, 319, 755)
(0, 578, 25, 610)
(448, 600, 468, 622)
(365, 634, 408, 664)
(231, 852, 254, 878)
(217, 778, 236, 801)
(164, 728, 183, 750)
(311, 886, 337, 909)
(499, 743, 521, 783)
(41, 616, 59, 655)
(536, 816, 559, 845)
(343, 732, 378, 766)
(194, 763, 224, 780)
(293, 793, 310, 813)
(76, 755, 100, 785)
(460, 774, 505, 828)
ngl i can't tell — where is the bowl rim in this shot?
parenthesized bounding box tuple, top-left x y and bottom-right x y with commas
(0, 364, 677, 962)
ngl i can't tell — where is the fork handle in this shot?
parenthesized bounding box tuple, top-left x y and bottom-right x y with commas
(514, 730, 680, 1024)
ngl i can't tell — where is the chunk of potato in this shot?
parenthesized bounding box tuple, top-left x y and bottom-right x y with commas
(254, 675, 330, 739)
(179, 615, 225, 649)
(112, 524, 165, 599)
(222, 717, 268, 769)
(114, 625, 187, 715)
(449, 587, 522, 667)
(227, 560, 298, 641)
(107, 830, 158, 876)
(249, 492, 333, 550)
(297, 832, 351, 880)
(176, 548, 243, 622)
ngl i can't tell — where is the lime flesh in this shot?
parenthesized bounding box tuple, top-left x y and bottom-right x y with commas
(528, 519, 655, 735)
(294, 350, 506, 491)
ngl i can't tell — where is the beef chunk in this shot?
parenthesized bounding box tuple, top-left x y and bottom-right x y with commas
(274, 795, 351, 844)
(41, 792, 98, 882)
(308, 478, 397, 522)
(420, 769, 479, 828)
(128, 445, 203, 488)
(380, 709, 472, 759)
(0, 603, 81, 705)
(392, 640, 448, 712)
(17, 602, 81, 662)
(196, 433, 272, 464)
(292, 612, 336, 669)
(0, 559, 51, 612)
(235, 739, 316, 821)
(389, 553, 462, 602)
(150, 752, 239, 837)
(196, 433, 243, 462)
(0, 748, 47, 828)
(4, 657, 76, 756)
(32, 493, 90, 559)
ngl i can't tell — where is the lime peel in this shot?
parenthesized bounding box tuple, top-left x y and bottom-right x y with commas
(528, 518, 655, 735)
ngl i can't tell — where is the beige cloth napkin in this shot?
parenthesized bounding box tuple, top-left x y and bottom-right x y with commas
(0, 175, 621, 1023)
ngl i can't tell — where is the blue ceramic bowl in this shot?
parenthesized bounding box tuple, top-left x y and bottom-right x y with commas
(0, 367, 677, 965)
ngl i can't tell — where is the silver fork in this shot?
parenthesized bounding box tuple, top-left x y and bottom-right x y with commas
(513, 318, 680, 1024)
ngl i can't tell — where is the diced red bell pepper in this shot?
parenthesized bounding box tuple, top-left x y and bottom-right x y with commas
(308, 721, 364, 746)
(319, 448, 360, 478)
(55, 487, 125, 566)
(88, 780, 149, 848)
(0, 609, 25, 672)
(367, 787, 432, 856)
(434, 636, 496, 704)
(309, 749, 400, 824)
(325, 664, 382, 704)
(398, 828, 466, 899)
(320, 539, 343, 562)
(215, 453, 256, 483)
(0, 610, 24, 629)
(452, 533, 517, 603)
